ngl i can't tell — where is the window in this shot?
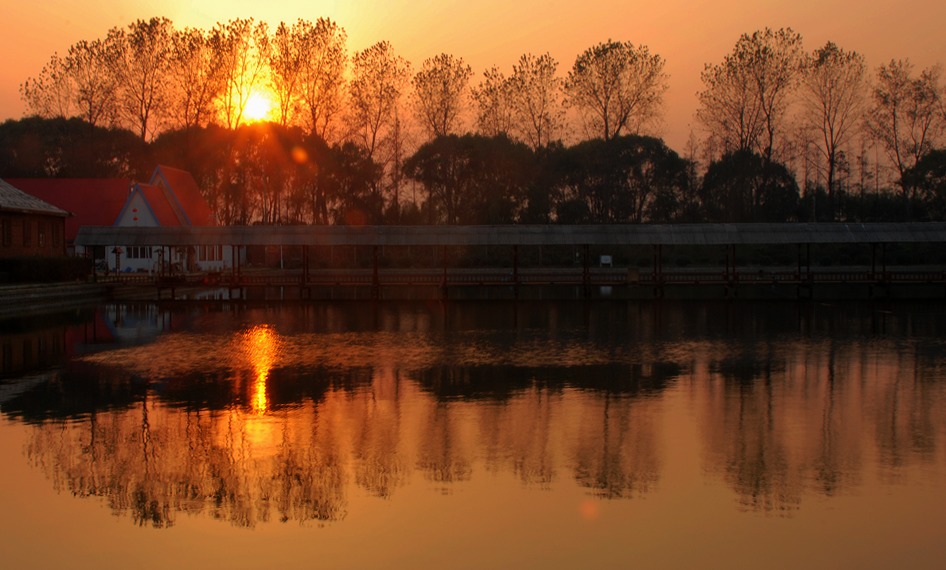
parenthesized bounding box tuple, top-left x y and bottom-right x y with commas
(199, 245, 223, 261)
(0, 218, 9, 247)
(126, 246, 153, 259)
(38, 222, 46, 247)
(22, 220, 31, 246)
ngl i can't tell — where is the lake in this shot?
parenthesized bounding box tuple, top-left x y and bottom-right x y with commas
(1, 299, 945, 569)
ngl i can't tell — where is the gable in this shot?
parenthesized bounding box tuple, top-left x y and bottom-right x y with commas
(138, 184, 183, 226)
(114, 186, 162, 227)
(150, 165, 215, 226)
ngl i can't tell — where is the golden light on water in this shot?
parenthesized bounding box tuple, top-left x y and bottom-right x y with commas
(243, 325, 279, 414)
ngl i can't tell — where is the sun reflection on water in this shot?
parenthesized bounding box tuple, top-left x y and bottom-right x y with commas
(243, 325, 279, 415)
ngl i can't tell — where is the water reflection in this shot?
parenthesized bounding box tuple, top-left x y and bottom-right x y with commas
(1, 301, 945, 530)
(698, 336, 946, 514)
(243, 325, 278, 415)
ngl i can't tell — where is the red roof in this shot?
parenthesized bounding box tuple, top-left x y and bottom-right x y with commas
(5, 178, 131, 242)
(137, 184, 183, 226)
(152, 165, 215, 226)
(9, 166, 216, 243)
(0, 178, 70, 217)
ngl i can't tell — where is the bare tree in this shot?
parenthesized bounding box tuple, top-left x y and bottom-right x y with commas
(269, 19, 347, 129)
(213, 18, 271, 129)
(565, 40, 667, 141)
(268, 21, 306, 127)
(296, 18, 348, 141)
(348, 41, 411, 160)
(109, 18, 174, 140)
(509, 52, 563, 149)
(800, 42, 867, 209)
(411, 53, 473, 140)
(167, 27, 227, 130)
(20, 53, 75, 119)
(697, 55, 763, 155)
(698, 27, 804, 162)
(866, 59, 944, 201)
(471, 66, 516, 137)
(51, 38, 120, 128)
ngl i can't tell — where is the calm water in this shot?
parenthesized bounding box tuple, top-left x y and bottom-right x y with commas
(1, 300, 945, 569)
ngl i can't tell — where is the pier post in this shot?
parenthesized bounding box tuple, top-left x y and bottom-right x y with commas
(653, 244, 664, 298)
(441, 245, 449, 300)
(583, 244, 590, 298)
(513, 245, 519, 300)
(797, 244, 803, 280)
(882, 243, 887, 280)
(371, 245, 380, 300)
(301, 246, 310, 299)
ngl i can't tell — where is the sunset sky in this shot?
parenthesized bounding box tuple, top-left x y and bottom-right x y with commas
(3, 0, 945, 150)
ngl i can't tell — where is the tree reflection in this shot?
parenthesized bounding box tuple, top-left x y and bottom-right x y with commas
(416, 402, 473, 485)
(705, 350, 801, 514)
(5, 301, 946, 528)
(479, 386, 558, 486)
(699, 336, 946, 514)
(351, 371, 407, 498)
(573, 393, 660, 498)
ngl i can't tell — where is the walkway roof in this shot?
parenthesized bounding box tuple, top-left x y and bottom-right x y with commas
(76, 223, 946, 248)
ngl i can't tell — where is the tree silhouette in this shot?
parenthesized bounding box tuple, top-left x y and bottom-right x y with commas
(698, 28, 804, 162)
(214, 18, 271, 129)
(866, 59, 944, 211)
(348, 41, 410, 161)
(411, 53, 473, 140)
(268, 20, 308, 127)
(167, 27, 227, 131)
(800, 42, 868, 218)
(565, 40, 667, 141)
(471, 66, 516, 138)
(295, 18, 348, 141)
(21, 37, 120, 128)
(110, 18, 174, 140)
(509, 53, 564, 149)
(563, 135, 692, 223)
(903, 148, 946, 220)
(0, 116, 146, 178)
(700, 150, 799, 222)
(403, 134, 534, 224)
(266, 18, 349, 137)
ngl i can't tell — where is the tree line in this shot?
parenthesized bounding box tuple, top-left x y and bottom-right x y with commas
(8, 18, 946, 224)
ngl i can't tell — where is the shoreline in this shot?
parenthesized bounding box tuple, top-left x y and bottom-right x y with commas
(2, 274, 946, 318)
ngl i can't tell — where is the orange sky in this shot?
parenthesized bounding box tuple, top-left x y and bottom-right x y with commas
(4, 0, 945, 151)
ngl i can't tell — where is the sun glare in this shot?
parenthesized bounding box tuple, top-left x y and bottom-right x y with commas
(243, 91, 274, 123)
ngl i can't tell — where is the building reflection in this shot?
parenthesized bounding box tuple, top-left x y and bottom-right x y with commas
(3, 301, 945, 528)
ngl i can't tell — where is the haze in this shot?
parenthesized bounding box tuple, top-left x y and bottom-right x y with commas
(4, 0, 945, 150)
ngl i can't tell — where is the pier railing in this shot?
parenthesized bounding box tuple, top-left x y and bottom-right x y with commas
(96, 266, 946, 294)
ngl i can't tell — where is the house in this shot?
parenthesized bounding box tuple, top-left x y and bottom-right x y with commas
(0, 178, 69, 258)
(8, 166, 233, 273)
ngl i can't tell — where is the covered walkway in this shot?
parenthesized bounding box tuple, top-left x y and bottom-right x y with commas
(75, 223, 946, 300)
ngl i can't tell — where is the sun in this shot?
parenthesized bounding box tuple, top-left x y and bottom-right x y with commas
(243, 91, 274, 123)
